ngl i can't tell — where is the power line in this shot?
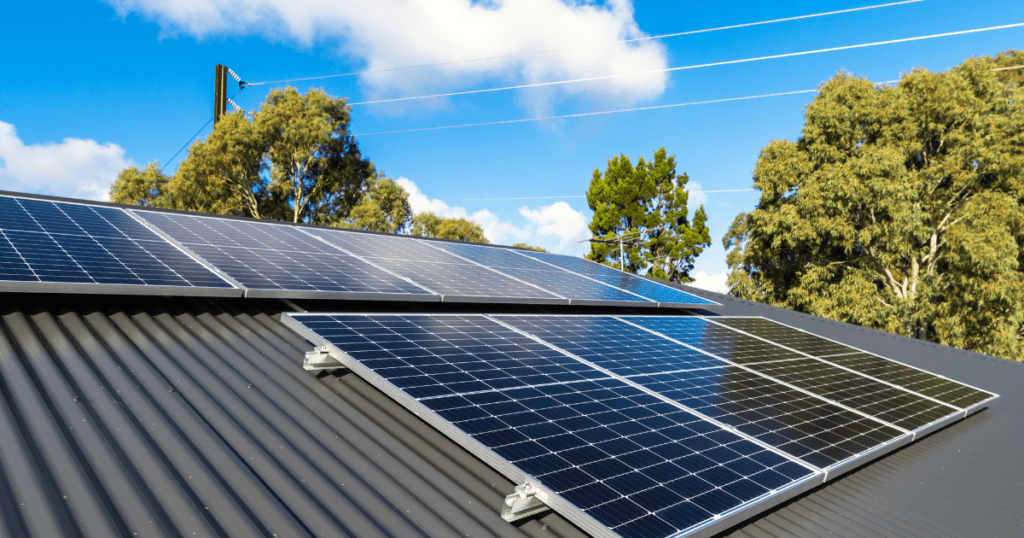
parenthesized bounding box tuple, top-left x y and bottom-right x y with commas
(349, 22, 1024, 106)
(446, 190, 757, 202)
(244, 0, 923, 87)
(990, 65, 1024, 71)
(161, 117, 212, 171)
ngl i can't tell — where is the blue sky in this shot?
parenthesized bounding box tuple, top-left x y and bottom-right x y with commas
(2, 0, 1022, 292)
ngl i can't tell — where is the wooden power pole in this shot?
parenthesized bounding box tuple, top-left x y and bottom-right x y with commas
(214, 64, 228, 127)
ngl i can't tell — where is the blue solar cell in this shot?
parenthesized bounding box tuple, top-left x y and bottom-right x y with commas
(135, 211, 434, 297)
(432, 242, 655, 304)
(498, 314, 905, 469)
(285, 313, 819, 538)
(518, 250, 716, 305)
(626, 316, 963, 432)
(0, 195, 234, 290)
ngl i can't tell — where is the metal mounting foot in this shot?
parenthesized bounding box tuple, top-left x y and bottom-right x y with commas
(303, 345, 343, 371)
(501, 480, 551, 522)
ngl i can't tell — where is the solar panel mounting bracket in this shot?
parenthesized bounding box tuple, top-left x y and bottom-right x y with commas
(303, 345, 343, 371)
(501, 479, 550, 522)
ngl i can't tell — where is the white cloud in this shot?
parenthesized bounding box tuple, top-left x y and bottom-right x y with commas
(396, 177, 591, 253)
(687, 180, 708, 207)
(0, 121, 129, 201)
(109, 0, 668, 112)
(688, 270, 729, 294)
(520, 201, 590, 251)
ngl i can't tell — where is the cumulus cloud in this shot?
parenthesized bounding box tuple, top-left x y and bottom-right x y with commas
(688, 271, 729, 294)
(520, 201, 590, 251)
(0, 121, 129, 201)
(108, 0, 668, 111)
(397, 177, 590, 252)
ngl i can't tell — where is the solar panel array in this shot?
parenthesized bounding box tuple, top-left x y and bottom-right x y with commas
(283, 313, 997, 538)
(0, 194, 235, 295)
(1, 193, 715, 306)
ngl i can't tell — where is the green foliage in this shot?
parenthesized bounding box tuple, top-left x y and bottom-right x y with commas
(336, 175, 412, 233)
(410, 212, 489, 243)
(586, 147, 710, 282)
(110, 88, 374, 225)
(726, 52, 1024, 361)
(512, 243, 547, 252)
(109, 162, 171, 207)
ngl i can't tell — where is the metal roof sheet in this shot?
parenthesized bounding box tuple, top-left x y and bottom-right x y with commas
(0, 290, 1020, 538)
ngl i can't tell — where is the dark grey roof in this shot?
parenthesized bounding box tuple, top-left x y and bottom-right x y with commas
(0, 288, 1020, 538)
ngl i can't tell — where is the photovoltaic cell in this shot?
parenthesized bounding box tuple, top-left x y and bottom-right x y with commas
(0, 195, 233, 291)
(433, 242, 655, 304)
(519, 250, 716, 306)
(285, 313, 819, 538)
(627, 367, 904, 469)
(710, 317, 857, 357)
(498, 316, 903, 469)
(709, 318, 996, 410)
(135, 211, 432, 298)
(307, 228, 564, 302)
(497, 315, 728, 376)
(622, 316, 805, 364)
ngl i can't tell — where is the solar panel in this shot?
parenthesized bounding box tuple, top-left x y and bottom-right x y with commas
(497, 315, 905, 470)
(134, 210, 437, 301)
(283, 313, 822, 538)
(0, 194, 237, 295)
(306, 228, 565, 303)
(708, 317, 997, 411)
(518, 250, 717, 307)
(432, 242, 658, 306)
(626, 317, 965, 433)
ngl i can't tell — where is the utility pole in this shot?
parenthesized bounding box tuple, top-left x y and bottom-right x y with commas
(214, 64, 228, 127)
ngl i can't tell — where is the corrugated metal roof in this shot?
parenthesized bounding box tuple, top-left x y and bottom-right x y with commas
(0, 290, 1020, 538)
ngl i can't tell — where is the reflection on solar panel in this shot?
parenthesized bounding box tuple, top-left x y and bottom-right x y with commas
(709, 317, 997, 410)
(498, 315, 904, 470)
(433, 242, 656, 305)
(625, 317, 964, 433)
(518, 250, 717, 306)
(0, 194, 235, 295)
(306, 228, 564, 303)
(284, 313, 821, 538)
(135, 211, 435, 300)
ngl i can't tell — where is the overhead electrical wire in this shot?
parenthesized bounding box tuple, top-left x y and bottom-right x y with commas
(446, 190, 757, 202)
(349, 22, 1024, 106)
(353, 84, 900, 136)
(243, 0, 924, 87)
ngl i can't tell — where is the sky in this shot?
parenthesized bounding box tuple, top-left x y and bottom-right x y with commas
(1, 0, 1022, 293)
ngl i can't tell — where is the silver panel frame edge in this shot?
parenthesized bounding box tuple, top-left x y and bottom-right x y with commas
(0, 280, 244, 298)
(244, 288, 440, 302)
(281, 312, 826, 538)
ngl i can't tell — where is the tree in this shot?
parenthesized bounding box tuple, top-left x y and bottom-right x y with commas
(336, 174, 412, 233)
(586, 147, 710, 282)
(725, 52, 1024, 361)
(513, 243, 548, 252)
(109, 88, 375, 225)
(410, 212, 489, 243)
(109, 163, 171, 207)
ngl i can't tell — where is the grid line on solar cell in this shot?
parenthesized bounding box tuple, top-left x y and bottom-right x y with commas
(498, 315, 903, 470)
(616, 316, 805, 364)
(0, 196, 233, 289)
(135, 211, 434, 296)
(516, 250, 716, 306)
(622, 316, 963, 433)
(707, 317, 996, 410)
(285, 313, 819, 538)
(303, 227, 565, 301)
(430, 242, 653, 304)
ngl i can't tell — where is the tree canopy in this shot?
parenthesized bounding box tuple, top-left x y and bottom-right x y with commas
(512, 243, 547, 252)
(725, 51, 1024, 361)
(410, 212, 489, 243)
(336, 175, 412, 233)
(110, 88, 375, 225)
(586, 147, 710, 282)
